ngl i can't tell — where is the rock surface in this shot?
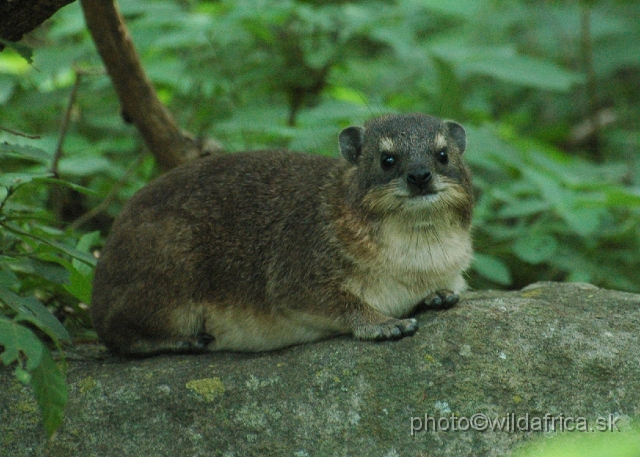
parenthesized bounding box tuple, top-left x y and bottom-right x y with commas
(2, 282, 639, 457)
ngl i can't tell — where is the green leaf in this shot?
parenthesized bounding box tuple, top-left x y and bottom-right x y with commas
(603, 189, 640, 208)
(30, 347, 67, 439)
(557, 207, 603, 238)
(522, 168, 602, 237)
(513, 234, 558, 264)
(328, 86, 369, 106)
(0, 269, 19, 288)
(46, 240, 98, 268)
(73, 231, 101, 276)
(58, 156, 115, 177)
(33, 255, 93, 304)
(0, 285, 71, 342)
(26, 259, 70, 286)
(15, 365, 32, 384)
(0, 172, 53, 189)
(0, 74, 16, 104)
(431, 43, 583, 91)
(497, 199, 550, 218)
(32, 177, 97, 196)
(0, 316, 43, 370)
(421, 0, 484, 18)
(0, 39, 34, 64)
(472, 253, 512, 285)
(2, 223, 98, 267)
(61, 261, 93, 304)
(433, 56, 464, 119)
(0, 142, 50, 162)
(463, 55, 584, 91)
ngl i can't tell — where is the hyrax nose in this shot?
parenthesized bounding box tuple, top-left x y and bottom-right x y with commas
(407, 168, 433, 193)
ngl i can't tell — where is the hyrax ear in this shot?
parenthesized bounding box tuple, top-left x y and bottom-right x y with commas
(339, 126, 365, 164)
(445, 121, 466, 154)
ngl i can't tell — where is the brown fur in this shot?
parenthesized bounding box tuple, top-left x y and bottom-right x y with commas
(91, 113, 474, 355)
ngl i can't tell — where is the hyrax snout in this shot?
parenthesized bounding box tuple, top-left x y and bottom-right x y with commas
(91, 113, 474, 355)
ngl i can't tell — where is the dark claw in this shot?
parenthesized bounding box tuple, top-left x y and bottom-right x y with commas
(357, 318, 418, 341)
(196, 332, 215, 348)
(425, 290, 459, 309)
(444, 293, 459, 307)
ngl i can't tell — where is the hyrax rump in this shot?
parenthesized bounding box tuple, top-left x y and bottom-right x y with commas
(91, 113, 474, 355)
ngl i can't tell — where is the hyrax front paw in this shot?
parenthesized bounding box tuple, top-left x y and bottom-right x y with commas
(424, 290, 459, 309)
(354, 317, 418, 341)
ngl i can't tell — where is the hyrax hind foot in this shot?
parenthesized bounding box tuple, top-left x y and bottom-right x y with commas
(178, 332, 215, 352)
(424, 290, 459, 309)
(353, 317, 418, 341)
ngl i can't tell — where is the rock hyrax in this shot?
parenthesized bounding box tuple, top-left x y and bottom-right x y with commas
(91, 113, 474, 355)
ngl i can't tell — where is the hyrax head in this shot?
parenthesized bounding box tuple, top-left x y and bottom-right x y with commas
(339, 113, 473, 223)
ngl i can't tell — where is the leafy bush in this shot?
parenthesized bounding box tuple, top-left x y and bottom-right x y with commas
(467, 124, 640, 291)
(1, 142, 99, 437)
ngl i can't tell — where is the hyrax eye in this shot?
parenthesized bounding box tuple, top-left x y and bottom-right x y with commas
(380, 154, 397, 170)
(437, 148, 449, 165)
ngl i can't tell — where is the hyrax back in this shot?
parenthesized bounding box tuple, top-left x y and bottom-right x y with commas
(91, 113, 474, 355)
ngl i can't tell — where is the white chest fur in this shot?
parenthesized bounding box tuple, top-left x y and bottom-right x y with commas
(345, 218, 472, 317)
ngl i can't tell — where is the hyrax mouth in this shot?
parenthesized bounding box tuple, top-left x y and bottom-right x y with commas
(409, 187, 439, 198)
(405, 188, 442, 206)
(362, 178, 446, 214)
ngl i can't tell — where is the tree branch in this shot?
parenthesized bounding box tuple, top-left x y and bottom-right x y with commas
(51, 70, 82, 179)
(0, 126, 41, 139)
(79, 0, 218, 171)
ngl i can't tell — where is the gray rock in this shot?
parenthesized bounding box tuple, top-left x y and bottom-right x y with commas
(2, 282, 639, 456)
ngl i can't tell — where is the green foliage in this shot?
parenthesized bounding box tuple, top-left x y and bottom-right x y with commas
(0, 317, 68, 438)
(30, 347, 68, 438)
(0, 39, 34, 64)
(1, 142, 96, 438)
(467, 125, 640, 290)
